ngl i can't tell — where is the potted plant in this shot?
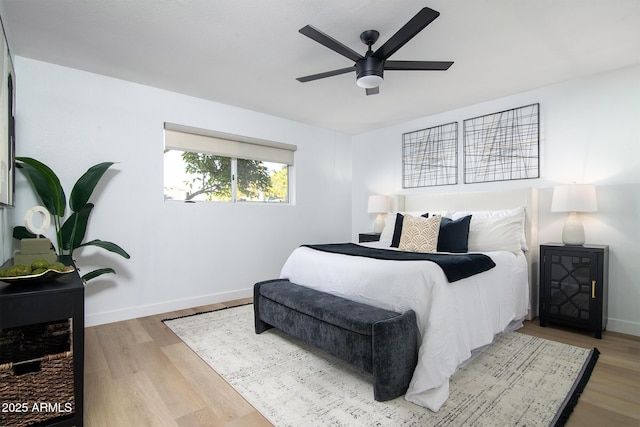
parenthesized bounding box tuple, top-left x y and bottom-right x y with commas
(13, 157, 130, 282)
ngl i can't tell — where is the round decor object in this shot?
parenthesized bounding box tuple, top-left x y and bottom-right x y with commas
(24, 205, 51, 235)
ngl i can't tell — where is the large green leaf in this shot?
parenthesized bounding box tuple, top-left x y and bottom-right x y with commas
(78, 239, 131, 259)
(60, 203, 94, 253)
(82, 267, 116, 282)
(16, 157, 66, 217)
(70, 162, 115, 212)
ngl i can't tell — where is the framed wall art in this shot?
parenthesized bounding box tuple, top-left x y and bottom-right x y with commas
(0, 17, 15, 208)
(402, 121, 458, 188)
(463, 103, 539, 184)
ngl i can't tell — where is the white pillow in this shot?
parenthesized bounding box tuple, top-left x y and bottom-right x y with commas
(464, 209, 525, 253)
(398, 215, 441, 253)
(379, 212, 400, 243)
(451, 207, 528, 251)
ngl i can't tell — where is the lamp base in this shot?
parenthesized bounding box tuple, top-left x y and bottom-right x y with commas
(562, 211, 585, 245)
(373, 213, 386, 234)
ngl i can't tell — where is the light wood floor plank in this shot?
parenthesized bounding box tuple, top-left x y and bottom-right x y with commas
(84, 300, 639, 426)
(162, 343, 259, 422)
(130, 339, 207, 420)
(115, 371, 180, 427)
(83, 327, 108, 375)
(84, 370, 132, 427)
(175, 407, 222, 427)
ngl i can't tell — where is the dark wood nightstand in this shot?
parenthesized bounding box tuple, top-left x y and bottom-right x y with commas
(358, 233, 381, 243)
(0, 256, 84, 426)
(539, 243, 609, 338)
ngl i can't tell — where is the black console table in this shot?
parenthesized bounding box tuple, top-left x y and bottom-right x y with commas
(0, 256, 84, 426)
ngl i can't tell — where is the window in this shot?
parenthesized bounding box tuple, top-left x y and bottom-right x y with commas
(164, 123, 295, 203)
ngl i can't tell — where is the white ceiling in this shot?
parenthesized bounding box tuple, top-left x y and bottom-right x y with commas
(2, 0, 640, 134)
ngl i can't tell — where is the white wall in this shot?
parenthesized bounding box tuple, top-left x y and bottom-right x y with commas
(352, 64, 640, 336)
(11, 57, 352, 326)
(7, 56, 639, 336)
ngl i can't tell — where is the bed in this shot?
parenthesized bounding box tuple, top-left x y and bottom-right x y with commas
(276, 189, 539, 411)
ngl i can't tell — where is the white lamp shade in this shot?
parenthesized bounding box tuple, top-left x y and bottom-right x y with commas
(367, 195, 390, 213)
(551, 185, 598, 213)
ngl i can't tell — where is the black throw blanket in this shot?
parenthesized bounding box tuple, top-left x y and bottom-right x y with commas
(302, 243, 496, 283)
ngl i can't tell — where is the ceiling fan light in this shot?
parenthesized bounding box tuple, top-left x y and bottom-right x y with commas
(357, 74, 383, 89)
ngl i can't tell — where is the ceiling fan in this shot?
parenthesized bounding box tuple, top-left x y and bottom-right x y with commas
(296, 7, 454, 95)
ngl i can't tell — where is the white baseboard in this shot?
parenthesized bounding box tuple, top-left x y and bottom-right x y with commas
(85, 288, 253, 327)
(606, 317, 640, 337)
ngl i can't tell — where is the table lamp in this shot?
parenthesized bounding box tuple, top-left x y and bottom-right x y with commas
(551, 184, 597, 245)
(367, 195, 391, 233)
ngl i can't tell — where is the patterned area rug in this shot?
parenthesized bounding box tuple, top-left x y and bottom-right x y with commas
(164, 304, 598, 427)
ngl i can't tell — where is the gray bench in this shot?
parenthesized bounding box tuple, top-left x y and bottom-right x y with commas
(254, 279, 418, 401)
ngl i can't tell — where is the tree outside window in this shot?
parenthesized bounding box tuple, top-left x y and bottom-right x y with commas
(164, 150, 288, 203)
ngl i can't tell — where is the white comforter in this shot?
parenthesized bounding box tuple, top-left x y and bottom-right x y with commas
(279, 243, 529, 411)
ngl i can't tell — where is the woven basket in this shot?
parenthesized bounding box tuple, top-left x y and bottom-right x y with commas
(0, 319, 71, 365)
(0, 351, 75, 427)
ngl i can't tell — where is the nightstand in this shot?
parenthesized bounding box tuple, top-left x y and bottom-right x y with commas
(539, 243, 609, 338)
(359, 233, 381, 243)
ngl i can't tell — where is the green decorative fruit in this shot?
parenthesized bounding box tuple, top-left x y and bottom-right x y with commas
(7, 264, 32, 276)
(31, 259, 50, 270)
(50, 262, 67, 272)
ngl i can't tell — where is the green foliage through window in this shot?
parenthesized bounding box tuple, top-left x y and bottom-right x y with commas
(164, 150, 288, 203)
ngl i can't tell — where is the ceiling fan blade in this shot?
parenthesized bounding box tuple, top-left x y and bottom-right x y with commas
(372, 7, 440, 60)
(366, 87, 380, 96)
(384, 60, 454, 71)
(299, 25, 363, 62)
(296, 67, 355, 83)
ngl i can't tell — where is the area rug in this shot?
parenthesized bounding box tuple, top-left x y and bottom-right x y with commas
(164, 304, 598, 427)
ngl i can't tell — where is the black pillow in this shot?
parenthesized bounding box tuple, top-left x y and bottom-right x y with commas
(437, 215, 472, 253)
(390, 213, 404, 247)
(391, 212, 429, 248)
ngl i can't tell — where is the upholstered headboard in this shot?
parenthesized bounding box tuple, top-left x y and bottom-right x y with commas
(400, 188, 539, 320)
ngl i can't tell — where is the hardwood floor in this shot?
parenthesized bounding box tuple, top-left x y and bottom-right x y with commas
(85, 300, 640, 426)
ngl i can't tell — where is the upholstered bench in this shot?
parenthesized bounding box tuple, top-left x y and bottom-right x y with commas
(253, 279, 418, 401)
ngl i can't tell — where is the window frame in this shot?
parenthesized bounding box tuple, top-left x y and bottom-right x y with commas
(163, 123, 295, 204)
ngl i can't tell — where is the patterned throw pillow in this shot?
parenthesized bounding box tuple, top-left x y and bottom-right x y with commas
(398, 214, 441, 253)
